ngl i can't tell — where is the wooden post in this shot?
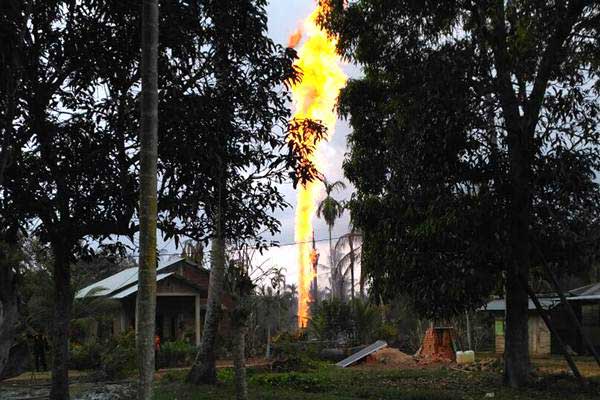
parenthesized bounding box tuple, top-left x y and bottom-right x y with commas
(519, 275, 585, 384)
(120, 309, 127, 334)
(195, 295, 201, 346)
(465, 310, 473, 350)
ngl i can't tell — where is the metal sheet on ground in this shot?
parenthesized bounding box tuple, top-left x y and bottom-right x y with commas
(335, 340, 388, 368)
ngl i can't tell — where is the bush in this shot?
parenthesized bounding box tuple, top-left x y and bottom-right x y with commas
(271, 331, 319, 372)
(158, 340, 197, 368)
(70, 341, 103, 370)
(251, 371, 326, 390)
(96, 330, 136, 380)
(308, 299, 394, 346)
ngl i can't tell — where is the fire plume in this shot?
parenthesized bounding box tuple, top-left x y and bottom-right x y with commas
(288, 3, 347, 328)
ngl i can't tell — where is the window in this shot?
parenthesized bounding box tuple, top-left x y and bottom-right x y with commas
(582, 304, 600, 327)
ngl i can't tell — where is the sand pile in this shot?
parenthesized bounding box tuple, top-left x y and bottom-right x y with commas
(365, 348, 417, 368)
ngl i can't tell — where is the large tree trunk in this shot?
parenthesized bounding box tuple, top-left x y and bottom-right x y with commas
(0, 246, 20, 378)
(49, 242, 73, 400)
(503, 119, 532, 387)
(136, 0, 159, 399)
(0, 2, 25, 375)
(500, 159, 532, 382)
(232, 323, 248, 400)
(187, 232, 226, 384)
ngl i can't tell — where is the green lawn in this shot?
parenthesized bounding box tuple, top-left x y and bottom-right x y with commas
(154, 362, 600, 400)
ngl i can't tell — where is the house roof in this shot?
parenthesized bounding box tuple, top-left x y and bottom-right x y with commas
(111, 272, 175, 299)
(569, 282, 600, 298)
(483, 282, 600, 311)
(76, 257, 186, 299)
(483, 298, 558, 311)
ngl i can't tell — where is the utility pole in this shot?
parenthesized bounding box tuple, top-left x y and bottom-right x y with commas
(310, 231, 320, 305)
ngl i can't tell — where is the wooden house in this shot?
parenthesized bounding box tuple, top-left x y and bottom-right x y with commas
(76, 258, 230, 345)
(483, 283, 600, 357)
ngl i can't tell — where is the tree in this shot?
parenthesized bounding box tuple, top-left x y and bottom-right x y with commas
(227, 263, 254, 400)
(316, 178, 346, 298)
(334, 225, 362, 300)
(0, 4, 141, 397)
(154, 0, 324, 385)
(321, 0, 600, 387)
(0, 0, 27, 378)
(0, 2, 204, 397)
(137, 0, 159, 399)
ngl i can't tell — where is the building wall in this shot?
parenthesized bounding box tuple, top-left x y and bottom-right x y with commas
(494, 315, 551, 356)
(581, 303, 600, 353)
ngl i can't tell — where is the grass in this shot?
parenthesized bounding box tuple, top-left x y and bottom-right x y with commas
(154, 359, 600, 400)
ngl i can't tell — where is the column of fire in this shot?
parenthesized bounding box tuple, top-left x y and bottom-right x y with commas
(288, 3, 347, 328)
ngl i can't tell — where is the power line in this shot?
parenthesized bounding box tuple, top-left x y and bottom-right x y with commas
(123, 233, 359, 258)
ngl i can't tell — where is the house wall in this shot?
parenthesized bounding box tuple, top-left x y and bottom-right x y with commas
(108, 261, 234, 344)
(581, 303, 600, 353)
(494, 315, 551, 356)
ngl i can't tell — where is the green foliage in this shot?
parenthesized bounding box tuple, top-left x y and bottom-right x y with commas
(96, 331, 137, 380)
(317, 179, 347, 229)
(320, 0, 600, 320)
(155, 359, 600, 400)
(160, 369, 189, 383)
(157, 0, 326, 247)
(158, 340, 198, 369)
(69, 341, 103, 371)
(309, 299, 353, 342)
(270, 331, 319, 372)
(309, 299, 390, 345)
(250, 372, 326, 391)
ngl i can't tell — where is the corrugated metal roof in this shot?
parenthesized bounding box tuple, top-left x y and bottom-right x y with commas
(110, 272, 174, 299)
(483, 298, 558, 311)
(565, 295, 600, 301)
(570, 282, 600, 297)
(483, 282, 600, 311)
(75, 257, 185, 299)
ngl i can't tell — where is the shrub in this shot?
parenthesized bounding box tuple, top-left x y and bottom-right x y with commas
(271, 332, 320, 372)
(69, 341, 103, 370)
(309, 300, 354, 342)
(158, 340, 197, 368)
(96, 330, 136, 380)
(251, 371, 326, 390)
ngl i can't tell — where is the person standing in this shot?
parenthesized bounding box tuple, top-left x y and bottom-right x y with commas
(33, 332, 48, 372)
(154, 334, 161, 371)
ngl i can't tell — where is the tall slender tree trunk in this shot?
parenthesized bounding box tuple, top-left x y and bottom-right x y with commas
(359, 265, 365, 299)
(136, 0, 159, 398)
(233, 323, 248, 400)
(465, 310, 472, 350)
(49, 241, 72, 400)
(329, 225, 335, 299)
(349, 234, 355, 301)
(265, 325, 271, 359)
(188, 2, 231, 384)
(188, 228, 226, 384)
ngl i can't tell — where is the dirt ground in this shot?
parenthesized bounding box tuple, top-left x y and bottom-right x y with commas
(355, 348, 600, 378)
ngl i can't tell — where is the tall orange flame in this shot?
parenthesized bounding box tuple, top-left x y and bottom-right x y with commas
(289, 3, 347, 328)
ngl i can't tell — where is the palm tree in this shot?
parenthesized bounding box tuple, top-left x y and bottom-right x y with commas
(316, 178, 346, 299)
(136, 0, 159, 398)
(334, 226, 362, 300)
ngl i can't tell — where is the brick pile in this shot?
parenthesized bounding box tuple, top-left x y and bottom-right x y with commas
(417, 327, 456, 362)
